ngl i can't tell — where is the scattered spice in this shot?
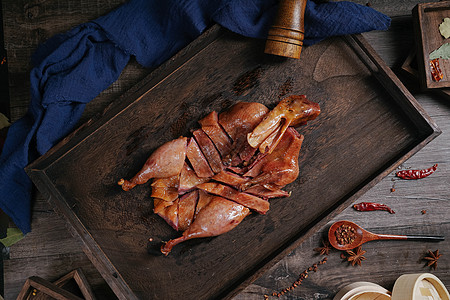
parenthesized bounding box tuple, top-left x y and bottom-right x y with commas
(396, 164, 438, 180)
(353, 202, 395, 214)
(340, 252, 347, 260)
(314, 239, 332, 256)
(421, 210, 427, 215)
(430, 59, 444, 82)
(0, 57, 5, 65)
(423, 249, 442, 270)
(334, 223, 357, 245)
(390, 187, 395, 192)
(345, 246, 366, 266)
(264, 257, 327, 299)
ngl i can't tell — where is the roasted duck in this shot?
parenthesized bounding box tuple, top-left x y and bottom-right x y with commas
(118, 95, 320, 255)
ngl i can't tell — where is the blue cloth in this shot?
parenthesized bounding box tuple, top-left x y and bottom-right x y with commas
(0, 0, 390, 234)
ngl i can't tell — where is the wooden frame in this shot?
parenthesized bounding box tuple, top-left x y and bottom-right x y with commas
(400, 47, 450, 99)
(413, 1, 450, 89)
(16, 269, 96, 300)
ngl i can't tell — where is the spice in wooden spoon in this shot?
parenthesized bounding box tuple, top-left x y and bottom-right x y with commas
(328, 220, 445, 251)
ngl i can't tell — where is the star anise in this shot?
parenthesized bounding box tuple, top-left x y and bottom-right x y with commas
(346, 246, 366, 266)
(314, 239, 332, 256)
(423, 249, 442, 270)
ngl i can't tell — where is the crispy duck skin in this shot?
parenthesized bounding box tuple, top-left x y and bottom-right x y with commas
(161, 196, 250, 255)
(247, 95, 320, 154)
(153, 198, 174, 215)
(156, 198, 179, 231)
(151, 174, 180, 202)
(219, 102, 269, 141)
(118, 137, 187, 191)
(219, 102, 269, 165)
(211, 170, 249, 188)
(186, 137, 214, 178)
(179, 163, 209, 193)
(242, 127, 304, 191)
(177, 190, 199, 232)
(151, 187, 179, 202)
(198, 111, 233, 158)
(196, 182, 269, 214)
(192, 129, 223, 174)
(195, 190, 214, 216)
(244, 186, 290, 200)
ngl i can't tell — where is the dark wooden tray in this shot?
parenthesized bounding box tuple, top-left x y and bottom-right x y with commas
(26, 26, 440, 300)
(413, 1, 450, 89)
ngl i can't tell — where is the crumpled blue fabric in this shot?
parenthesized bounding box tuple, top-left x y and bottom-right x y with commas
(0, 0, 390, 234)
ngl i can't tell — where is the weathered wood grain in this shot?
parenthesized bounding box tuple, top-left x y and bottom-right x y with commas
(2, 0, 449, 300)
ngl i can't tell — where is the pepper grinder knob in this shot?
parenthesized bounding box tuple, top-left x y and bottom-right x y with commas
(264, 0, 308, 59)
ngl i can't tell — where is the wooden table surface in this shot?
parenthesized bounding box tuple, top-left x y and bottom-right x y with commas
(2, 1, 449, 299)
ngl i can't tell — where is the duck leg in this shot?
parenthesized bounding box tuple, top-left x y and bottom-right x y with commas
(161, 196, 250, 255)
(118, 137, 187, 191)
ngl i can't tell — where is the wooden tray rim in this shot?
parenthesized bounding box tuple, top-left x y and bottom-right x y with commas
(25, 26, 441, 300)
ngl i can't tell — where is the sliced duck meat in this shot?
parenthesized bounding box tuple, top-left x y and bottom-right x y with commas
(151, 174, 179, 188)
(178, 190, 199, 232)
(195, 190, 214, 217)
(179, 163, 209, 193)
(218, 102, 269, 141)
(248, 95, 320, 154)
(244, 186, 290, 200)
(118, 137, 187, 191)
(161, 196, 250, 255)
(242, 127, 304, 191)
(151, 174, 180, 202)
(196, 182, 269, 214)
(198, 111, 233, 158)
(153, 198, 175, 215)
(151, 187, 179, 202)
(186, 137, 214, 178)
(156, 199, 179, 231)
(219, 102, 269, 166)
(192, 129, 223, 174)
(211, 170, 249, 188)
(118, 96, 321, 256)
(237, 142, 258, 164)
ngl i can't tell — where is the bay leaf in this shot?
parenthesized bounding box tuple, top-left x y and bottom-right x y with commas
(0, 228, 24, 247)
(0, 113, 10, 130)
(430, 43, 450, 60)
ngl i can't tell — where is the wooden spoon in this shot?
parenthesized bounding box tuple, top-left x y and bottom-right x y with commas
(328, 220, 445, 251)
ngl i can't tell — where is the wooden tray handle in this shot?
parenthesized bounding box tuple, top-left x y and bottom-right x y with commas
(265, 0, 308, 59)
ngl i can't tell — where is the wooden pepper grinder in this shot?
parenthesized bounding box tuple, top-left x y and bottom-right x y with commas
(265, 0, 308, 59)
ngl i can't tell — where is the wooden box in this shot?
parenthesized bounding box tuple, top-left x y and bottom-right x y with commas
(400, 47, 450, 99)
(26, 26, 440, 300)
(413, 1, 450, 89)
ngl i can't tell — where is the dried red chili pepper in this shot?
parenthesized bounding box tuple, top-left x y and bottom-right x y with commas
(430, 59, 443, 82)
(353, 202, 395, 214)
(396, 164, 438, 180)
